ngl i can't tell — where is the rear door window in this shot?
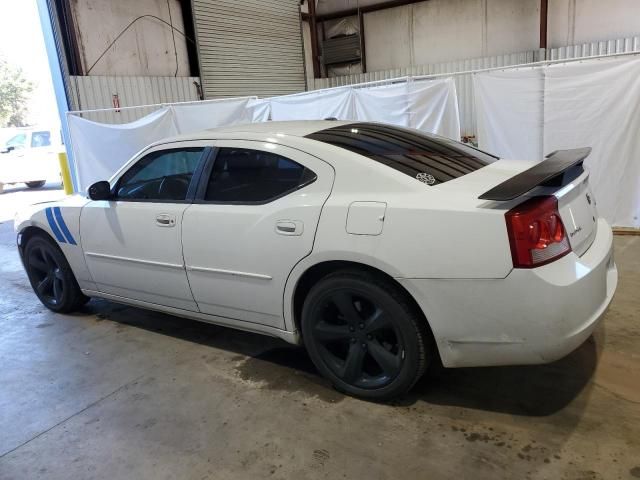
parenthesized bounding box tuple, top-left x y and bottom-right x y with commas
(204, 148, 317, 203)
(306, 123, 497, 185)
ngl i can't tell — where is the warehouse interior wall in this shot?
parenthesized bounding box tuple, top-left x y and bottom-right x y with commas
(309, 0, 640, 76)
(69, 0, 190, 76)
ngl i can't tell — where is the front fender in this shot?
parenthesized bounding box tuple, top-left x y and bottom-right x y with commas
(15, 195, 96, 290)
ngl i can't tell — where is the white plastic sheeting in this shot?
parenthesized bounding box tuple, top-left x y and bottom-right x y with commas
(69, 108, 178, 193)
(69, 97, 256, 191)
(269, 87, 356, 121)
(270, 78, 460, 139)
(354, 80, 460, 138)
(474, 56, 640, 228)
(68, 77, 461, 192)
(170, 97, 254, 133)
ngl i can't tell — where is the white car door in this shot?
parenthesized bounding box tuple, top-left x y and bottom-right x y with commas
(80, 144, 208, 311)
(181, 140, 334, 329)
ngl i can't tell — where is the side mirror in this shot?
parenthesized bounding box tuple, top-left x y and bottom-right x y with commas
(88, 181, 112, 200)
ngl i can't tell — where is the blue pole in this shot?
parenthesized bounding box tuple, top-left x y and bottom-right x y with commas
(35, 0, 79, 192)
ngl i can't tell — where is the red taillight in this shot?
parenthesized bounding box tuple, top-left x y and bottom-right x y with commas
(505, 196, 572, 268)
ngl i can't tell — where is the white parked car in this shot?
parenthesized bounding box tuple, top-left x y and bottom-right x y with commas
(1, 128, 62, 193)
(14, 121, 617, 400)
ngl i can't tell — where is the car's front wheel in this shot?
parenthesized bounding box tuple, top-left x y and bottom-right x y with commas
(23, 234, 89, 313)
(26, 181, 46, 189)
(301, 269, 431, 401)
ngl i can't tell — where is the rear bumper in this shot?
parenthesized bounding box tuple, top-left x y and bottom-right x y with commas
(398, 218, 617, 368)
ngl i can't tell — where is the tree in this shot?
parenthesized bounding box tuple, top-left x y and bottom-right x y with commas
(0, 57, 34, 127)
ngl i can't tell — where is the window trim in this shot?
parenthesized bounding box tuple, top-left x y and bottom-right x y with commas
(192, 146, 318, 206)
(111, 146, 211, 204)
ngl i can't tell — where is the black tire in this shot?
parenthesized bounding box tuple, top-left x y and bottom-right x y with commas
(26, 181, 46, 189)
(301, 269, 431, 401)
(23, 234, 89, 313)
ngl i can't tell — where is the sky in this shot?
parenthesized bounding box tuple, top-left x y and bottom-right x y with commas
(0, 0, 60, 129)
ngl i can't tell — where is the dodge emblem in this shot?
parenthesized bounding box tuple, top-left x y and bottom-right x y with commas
(416, 172, 436, 185)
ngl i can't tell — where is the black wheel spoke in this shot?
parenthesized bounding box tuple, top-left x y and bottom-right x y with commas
(36, 275, 53, 295)
(29, 257, 48, 273)
(365, 308, 392, 334)
(43, 249, 56, 269)
(331, 291, 361, 325)
(314, 321, 351, 342)
(52, 278, 63, 302)
(342, 343, 366, 383)
(367, 340, 401, 375)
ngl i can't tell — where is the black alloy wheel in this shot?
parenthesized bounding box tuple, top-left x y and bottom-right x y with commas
(23, 234, 88, 313)
(311, 289, 404, 389)
(302, 270, 430, 400)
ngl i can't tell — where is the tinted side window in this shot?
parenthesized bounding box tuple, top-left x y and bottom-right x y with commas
(204, 148, 317, 203)
(116, 148, 204, 201)
(306, 123, 497, 185)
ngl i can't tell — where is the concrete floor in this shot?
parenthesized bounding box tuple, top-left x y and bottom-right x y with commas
(0, 185, 638, 480)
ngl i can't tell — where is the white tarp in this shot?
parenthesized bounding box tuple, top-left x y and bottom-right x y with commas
(269, 87, 356, 121)
(474, 68, 544, 161)
(353, 78, 460, 139)
(170, 97, 253, 133)
(474, 56, 640, 228)
(69, 97, 255, 191)
(69, 107, 178, 192)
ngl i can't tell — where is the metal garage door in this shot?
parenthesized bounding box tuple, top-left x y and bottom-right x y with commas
(192, 0, 306, 98)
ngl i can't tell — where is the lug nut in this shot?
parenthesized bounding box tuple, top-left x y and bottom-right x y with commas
(361, 343, 367, 349)
(349, 326, 355, 332)
(367, 334, 372, 340)
(351, 337, 357, 344)
(359, 323, 364, 329)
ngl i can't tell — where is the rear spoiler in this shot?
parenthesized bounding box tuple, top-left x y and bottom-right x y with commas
(478, 147, 591, 201)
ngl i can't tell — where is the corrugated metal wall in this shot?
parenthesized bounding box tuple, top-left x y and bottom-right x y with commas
(192, 0, 306, 98)
(547, 35, 640, 60)
(69, 76, 201, 124)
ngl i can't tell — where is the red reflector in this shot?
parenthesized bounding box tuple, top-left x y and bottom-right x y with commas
(505, 196, 572, 268)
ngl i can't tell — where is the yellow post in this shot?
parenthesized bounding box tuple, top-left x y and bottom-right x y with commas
(58, 152, 74, 195)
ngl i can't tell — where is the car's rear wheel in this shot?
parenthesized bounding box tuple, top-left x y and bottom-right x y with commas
(23, 234, 89, 313)
(301, 270, 430, 401)
(26, 181, 46, 189)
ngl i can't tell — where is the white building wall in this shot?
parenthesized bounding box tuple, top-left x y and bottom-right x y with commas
(548, 0, 640, 47)
(320, 0, 640, 74)
(71, 0, 190, 76)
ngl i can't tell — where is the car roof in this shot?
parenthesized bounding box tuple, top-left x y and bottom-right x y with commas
(157, 120, 355, 144)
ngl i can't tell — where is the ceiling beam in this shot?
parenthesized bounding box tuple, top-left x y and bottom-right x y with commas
(304, 0, 430, 22)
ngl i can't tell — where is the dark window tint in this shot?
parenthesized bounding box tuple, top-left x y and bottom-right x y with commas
(116, 148, 204, 201)
(31, 131, 51, 147)
(306, 123, 497, 185)
(205, 148, 316, 203)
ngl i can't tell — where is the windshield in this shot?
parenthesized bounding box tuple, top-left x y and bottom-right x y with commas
(5, 133, 27, 148)
(306, 123, 498, 185)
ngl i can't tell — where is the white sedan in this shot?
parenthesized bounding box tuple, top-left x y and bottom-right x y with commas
(14, 121, 617, 400)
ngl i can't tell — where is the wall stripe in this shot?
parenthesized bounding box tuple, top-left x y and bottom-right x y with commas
(45, 208, 66, 243)
(53, 207, 77, 245)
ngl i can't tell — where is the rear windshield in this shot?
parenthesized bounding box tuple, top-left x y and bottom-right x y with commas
(306, 123, 498, 185)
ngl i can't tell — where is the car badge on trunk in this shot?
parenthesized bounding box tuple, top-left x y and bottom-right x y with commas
(416, 172, 436, 185)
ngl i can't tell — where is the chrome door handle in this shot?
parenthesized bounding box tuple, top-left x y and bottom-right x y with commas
(275, 220, 303, 236)
(156, 213, 176, 227)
